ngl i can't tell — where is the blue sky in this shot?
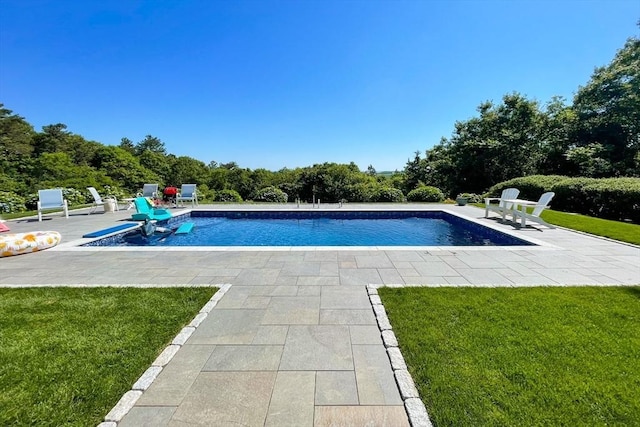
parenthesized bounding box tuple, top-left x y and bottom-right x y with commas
(1, 0, 638, 172)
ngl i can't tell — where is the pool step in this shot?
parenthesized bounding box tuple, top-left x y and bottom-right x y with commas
(175, 222, 195, 234)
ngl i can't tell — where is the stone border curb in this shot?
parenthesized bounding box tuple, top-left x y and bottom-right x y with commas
(368, 283, 433, 427)
(100, 283, 232, 425)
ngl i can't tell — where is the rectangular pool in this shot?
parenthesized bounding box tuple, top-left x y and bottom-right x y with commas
(83, 210, 533, 247)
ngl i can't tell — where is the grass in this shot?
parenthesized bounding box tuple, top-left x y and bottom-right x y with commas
(379, 286, 640, 426)
(539, 210, 640, 245)
(0, 286, 217, 426)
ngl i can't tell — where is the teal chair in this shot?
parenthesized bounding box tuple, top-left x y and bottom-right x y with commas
(131, 197, 172, 221)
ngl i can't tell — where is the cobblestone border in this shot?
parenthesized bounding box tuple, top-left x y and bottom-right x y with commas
(368, 283, 433, 427)
(97, 283, 233, 426)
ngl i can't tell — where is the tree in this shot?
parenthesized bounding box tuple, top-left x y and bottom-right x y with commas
(167, 156, 210, 185)
(92, 146, 159, 193)
(420, 93, 546, 196)
(572, 35, 640, 176)
(0, 105, 35, 191)
(32, 123, 71, 156)
(135, 135, 166, 155)
(119, 137, 135, 155)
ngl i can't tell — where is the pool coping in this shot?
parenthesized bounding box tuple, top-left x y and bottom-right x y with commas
(55, 207, 559, 252)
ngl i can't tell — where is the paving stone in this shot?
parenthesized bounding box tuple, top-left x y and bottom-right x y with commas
(369, 294, 382, 305)
(314, 405, 409, 427)
(202, 345, 283, 371)
(105, 390, 142, 422)
(118, 406, 176, 427)
(262, 296, 320, 324)
(187, 312, 208, 328)
(315, 371, 359, 405)
(132, 366, 162, 391)
(395, 370, 420, 399)
(405, 397, 433, 427)
(349, 325, 383, 345)
(321, 286, 371, 309)
(280, 325, 353, 370)
(373, 304, 392, 330)
(152, 345, 181, 367)
(170, 372, 276, 426)
(265, 371, 315, 426)
(188, 309, 264, 344)
(319, 309, 376, 325)
(352, 345, 403, 405)
(388, 347, 408, 370)
(172, 326, 195, 345)
(252, 325, 289, 344)
(137, 345, 215, 406)
(382, 330, 398, 348)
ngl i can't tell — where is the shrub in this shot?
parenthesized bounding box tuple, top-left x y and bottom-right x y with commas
(548, 178, 599, 214)
(61, 188, 86, 206)
(0, 191, 27, 213)
(373, 187, 405, 202)
(456, 193, 483, 203)
(213, 189, 243, 202)
(253, 186, 288, 203)
(343, 183, 371, 202)
(407, 186, 445, 202)
(484, 175, 567, 201)
(580, 178, 640, 222)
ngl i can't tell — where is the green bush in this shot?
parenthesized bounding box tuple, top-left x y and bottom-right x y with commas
(548, 178, 599, 214)
(581, 178, 640, 222)
(484, 175, 567, 201)
(407, 186, 445, 202)
(373, 187, 405, 202)
(456, 193, 483, 203)
(213, 189, 243, 202)
(0, 191, 27, 213)
(253, 186, 288, 203)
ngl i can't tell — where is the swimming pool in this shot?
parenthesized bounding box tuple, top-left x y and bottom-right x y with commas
(84, 210, 533, 247)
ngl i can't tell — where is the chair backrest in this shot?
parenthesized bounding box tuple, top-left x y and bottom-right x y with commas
(87, 187, 103, 204)
(38, 189, 64, 209)
(141, 184, 158, 198)
(532, 192, 555, 217)
(180, 184, 196, 197)
(134, 197, 153, 214)
(499, 188, 520, 209)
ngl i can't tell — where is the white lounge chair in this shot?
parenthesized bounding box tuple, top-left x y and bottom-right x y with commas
(37, 189, 69, 222)
(485, 188, 520, 221)
(138, 184, 159, 199)
(512, 192, 555, 229)
(176, 184, 198, 207)
(87, 187, 118, 214)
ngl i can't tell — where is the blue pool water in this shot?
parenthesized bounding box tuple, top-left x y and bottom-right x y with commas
(85, 211, 532, 247)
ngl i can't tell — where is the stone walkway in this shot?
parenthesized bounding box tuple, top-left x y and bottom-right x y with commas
(1, 203, 638, 426)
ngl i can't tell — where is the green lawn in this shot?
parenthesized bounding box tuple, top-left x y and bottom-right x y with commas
(539, 209, 640, 245)
(0, 287, 217, 426)
(379, 286, 640, 427)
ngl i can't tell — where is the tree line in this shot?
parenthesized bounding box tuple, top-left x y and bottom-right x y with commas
(0, 33, 637, 208)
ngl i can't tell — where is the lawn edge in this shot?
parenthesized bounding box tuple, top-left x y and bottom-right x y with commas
(98, 283, 231, 426)
(367, 283, 434, 427)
